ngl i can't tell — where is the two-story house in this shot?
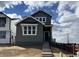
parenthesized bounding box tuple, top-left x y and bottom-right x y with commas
(15, 10, 52, 45)
(0, 12, 11, 44)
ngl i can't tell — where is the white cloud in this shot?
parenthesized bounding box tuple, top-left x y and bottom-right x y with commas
(59, 11, 78, 23)
(5, 1, 22, 8)
(6, 13, 22, 19)
(52, 1, 79, 44)
(75, 7, 79, 17)
(0, 1, 22, 11)
(24, 1, 57, 13)
(57, 1, 78, 17)
(0, 2, 7, 11)
(24, 1, 56, 8)
(52, 31, 68, 43)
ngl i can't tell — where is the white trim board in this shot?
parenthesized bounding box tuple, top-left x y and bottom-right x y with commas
(21, 24, 38, 26)
(35, 17, 46, 23)
(21, 24, 37, 35)
(15, 16, 45, 26)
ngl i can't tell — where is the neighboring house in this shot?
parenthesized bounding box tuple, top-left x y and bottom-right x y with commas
(0, 12, 12, 44)
(15, 10, 52, 45)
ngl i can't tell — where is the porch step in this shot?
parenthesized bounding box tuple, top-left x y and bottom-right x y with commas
(43, 48, 51, 52)
(42, 52, 53, 57)
(42, 41, 53, 57)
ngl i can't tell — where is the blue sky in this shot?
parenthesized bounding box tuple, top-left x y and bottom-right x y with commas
(1, 1, 59, 21)
(3, 2, 28, 16)
(1, 1, 79, 43)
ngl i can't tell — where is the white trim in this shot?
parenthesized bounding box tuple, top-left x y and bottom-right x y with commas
(42, 17, 46, 22)
(0, 31, 10, 43)
(27, 26, 28, 35)
(34, 25, 37, 35)
(35, 17, 46, 23)
(45, 25, 53, 27)
(0, 29, 11, 31)
(0, 31, 6, 39)
(22, 24, 38, 35)
(21, 24, 38, 26)
(0, 17, 6, 27)
(15, 16, 45, 26)
(0, 17, 10, 31)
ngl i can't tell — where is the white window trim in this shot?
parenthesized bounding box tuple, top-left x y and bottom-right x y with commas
(35, 17, 46, 23)
(42, 17, 46, 22)
(0, 31, 6, 39)
(21, 24, 38, 35)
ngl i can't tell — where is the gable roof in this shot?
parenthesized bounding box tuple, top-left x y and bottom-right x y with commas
(31, 10, 52, 17)
(15, 16, 45, 26)
(0, 12, 12, 20)
(16, 10, 53, 26)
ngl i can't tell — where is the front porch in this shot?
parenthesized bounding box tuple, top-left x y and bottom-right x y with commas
(43, 26, 52, 42)
(42, 26, 53, 57)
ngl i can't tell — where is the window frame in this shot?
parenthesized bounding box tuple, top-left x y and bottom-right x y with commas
(0, 31, 6, 39)
(42, 17, 46, 22)
(21, 24, 37, 35)
(0, 17, 6, 27)
(35, 17, 46, 23)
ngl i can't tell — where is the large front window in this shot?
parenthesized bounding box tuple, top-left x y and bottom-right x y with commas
(0, 31, 6, 39)
(21, 24, 37, 35)
(0, 18, 6, 27)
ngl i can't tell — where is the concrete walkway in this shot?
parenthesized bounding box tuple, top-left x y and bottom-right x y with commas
(42, 41, 53, 57)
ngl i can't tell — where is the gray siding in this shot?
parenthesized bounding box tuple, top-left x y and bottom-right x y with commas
(32, 11, 52, 25)
(0, 13, 11, 44)
(16, 17, 44, 45)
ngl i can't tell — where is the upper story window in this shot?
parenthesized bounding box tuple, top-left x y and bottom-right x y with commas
(21, 24, 37, 35)
(35, 17, 46, 23)
(0, 18, 6, 27)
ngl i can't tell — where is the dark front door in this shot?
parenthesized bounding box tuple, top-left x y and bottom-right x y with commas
(44, 31, 49, 42)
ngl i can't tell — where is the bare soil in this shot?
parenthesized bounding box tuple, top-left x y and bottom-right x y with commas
(0, 45, 42, 57)
(51, 47, 73, 57)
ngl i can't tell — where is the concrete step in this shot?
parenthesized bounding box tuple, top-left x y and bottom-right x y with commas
(42, 48, 51, 52)
(42, 41, 53, 57)
(42, 52, 53, 57)
(42, 54, 53, 57)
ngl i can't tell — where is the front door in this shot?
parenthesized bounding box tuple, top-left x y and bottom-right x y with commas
(44, 31, 49, 42)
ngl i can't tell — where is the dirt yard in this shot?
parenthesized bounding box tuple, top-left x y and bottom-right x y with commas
(0, 45, 75, 57)
(0, 45, 42, 57)
(51, 47, 74, 57)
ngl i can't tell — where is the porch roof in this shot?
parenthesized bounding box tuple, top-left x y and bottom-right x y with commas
(44, 25, 53, 27)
